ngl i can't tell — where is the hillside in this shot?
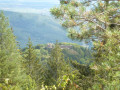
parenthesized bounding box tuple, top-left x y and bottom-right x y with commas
(3, 11, 84, 47)
(28, 43, 93, 64)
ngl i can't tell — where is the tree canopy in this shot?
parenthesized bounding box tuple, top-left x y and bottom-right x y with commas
(50, 0, 120, 89)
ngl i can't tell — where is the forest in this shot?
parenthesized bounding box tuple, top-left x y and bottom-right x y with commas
(0, 0, 120, 90)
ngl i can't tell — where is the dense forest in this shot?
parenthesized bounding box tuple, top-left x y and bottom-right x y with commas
(22, 42, 92, 64)
(0, 0, 120, 90)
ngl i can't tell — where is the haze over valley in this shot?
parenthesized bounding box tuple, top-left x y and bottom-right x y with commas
(0, 0, 87, 47)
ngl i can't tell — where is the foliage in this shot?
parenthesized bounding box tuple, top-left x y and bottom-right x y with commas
(70, 60, 95, 90)
(23, 38, 45, 89)
(44, 41, 72, 86)
(50, 0, 120, 89)
(0, 11, 28, 89)
(33, 43, 92, 64)
(0, 0, 120, 89)
(41, 74, 80, 90)
(62, 43, 92, 64)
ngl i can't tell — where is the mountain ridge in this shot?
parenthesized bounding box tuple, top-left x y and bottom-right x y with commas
(2, 10, 84, 47)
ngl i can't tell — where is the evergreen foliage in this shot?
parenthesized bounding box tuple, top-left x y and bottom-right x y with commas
(50, 0, 120, 89)
(23, 38, 44, 89)
(33, 43, 92, 64)
(62, 43, 92, 64)
(0, 11, 28, 89)
(70, 60, 94, 89)
(45, 41, 72, 87)
(0, 0, 119, 89)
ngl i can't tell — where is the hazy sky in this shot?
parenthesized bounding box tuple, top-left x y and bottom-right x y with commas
(0, 0, 59, 14)
(0, 0, 59, 3)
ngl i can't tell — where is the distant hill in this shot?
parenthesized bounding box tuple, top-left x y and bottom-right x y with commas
(2, 11, 85, 47)
(22, 43, 92, 64)
(35, 43, 93, 64)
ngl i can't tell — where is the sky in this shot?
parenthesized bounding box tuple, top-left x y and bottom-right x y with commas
(0, 0, 59, 14)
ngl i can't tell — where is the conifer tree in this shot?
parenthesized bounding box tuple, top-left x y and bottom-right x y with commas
(50, 0, 120, 89)
(45, 41, 71, 86)
(24, 38, 42, 88)
(0, 11, 27, 88)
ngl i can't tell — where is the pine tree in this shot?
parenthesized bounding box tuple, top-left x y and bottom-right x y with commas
(50, 0, 120, 89)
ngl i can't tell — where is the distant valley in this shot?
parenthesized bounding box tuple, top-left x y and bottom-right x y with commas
(3, 11, 85, 47)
